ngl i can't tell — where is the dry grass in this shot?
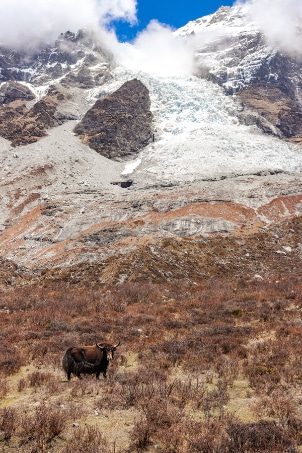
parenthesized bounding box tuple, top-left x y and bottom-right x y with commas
(0, 275, 302, 452)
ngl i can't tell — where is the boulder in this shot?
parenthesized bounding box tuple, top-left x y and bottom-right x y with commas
(74, 79, 153, 161)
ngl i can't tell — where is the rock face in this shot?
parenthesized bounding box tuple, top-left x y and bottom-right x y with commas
(0, 82, 35, 104)
(0, 30, 112, 88)
(74, 79, 153, 161)
(236, 53, 302, 142)
(238, 85, 302, 142)
(0, 84, 66, 147)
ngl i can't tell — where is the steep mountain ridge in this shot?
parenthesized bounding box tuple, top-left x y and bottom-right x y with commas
(0, 30, 112, 87)
(0, 5, 301, 283)
(177, 5, 302, 143)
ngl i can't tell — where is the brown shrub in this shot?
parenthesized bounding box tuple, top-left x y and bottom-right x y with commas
(0, 407, 17, 441)
(129, 397, 184, 452)
(186, 418, 228, 453)
(155, 423, 185, 453)
(0, 376, 9, 398)
(19, 402, 66, 452)
(18, 377, 27, 392)
(197, 379, 230, 419)
(252, 389, 298, 426)
(0, 345, 24, 376)
(28, 370, 53, 387)
(226, 420, 298, 452)
(111, 369, 169, 408)
(62, 425, 111, 453)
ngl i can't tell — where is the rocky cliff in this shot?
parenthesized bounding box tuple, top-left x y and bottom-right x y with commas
(0, 30, 112, 87)
(74, 78, 153, 161)
(0, 83, 67, 146)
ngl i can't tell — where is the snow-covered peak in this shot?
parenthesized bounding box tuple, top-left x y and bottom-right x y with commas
(176, 4, 256, 37)
(175, 4, 269, 93)
(0, 30, 112, 87)
(175, 2, 302, 98)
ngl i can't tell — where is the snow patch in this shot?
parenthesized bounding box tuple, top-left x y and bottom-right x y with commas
(121, 158, 142, 176)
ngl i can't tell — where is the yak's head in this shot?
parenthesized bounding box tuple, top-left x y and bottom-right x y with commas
(96, 341, 120, 361)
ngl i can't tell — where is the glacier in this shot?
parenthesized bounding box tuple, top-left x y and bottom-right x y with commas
(92, 66, 302, 185)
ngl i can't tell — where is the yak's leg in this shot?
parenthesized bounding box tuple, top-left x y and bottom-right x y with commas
(67, 372, 71, 381)
(96, 372, 100, 379)
(74, 361, 84, 380)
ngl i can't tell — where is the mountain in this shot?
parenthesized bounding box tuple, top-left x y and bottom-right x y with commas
(0, 5, 301, 286)
(177, 5, 302, 144)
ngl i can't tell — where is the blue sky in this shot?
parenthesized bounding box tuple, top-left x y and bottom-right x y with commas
(114, 1, 235, 42)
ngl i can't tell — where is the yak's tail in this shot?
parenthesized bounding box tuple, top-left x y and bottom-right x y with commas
(62, 347, 73, 374)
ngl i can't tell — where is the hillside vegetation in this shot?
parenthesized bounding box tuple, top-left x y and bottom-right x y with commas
(0, 256, 302, 451)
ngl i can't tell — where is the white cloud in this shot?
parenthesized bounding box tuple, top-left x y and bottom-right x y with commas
(0, 0, 195, 76)
(238, 0, 302, 57)
(3, 0, 300, 78)
(115, 20, 195, 76)
(0, 0, 137, 50)
(98, 0, 137, 24)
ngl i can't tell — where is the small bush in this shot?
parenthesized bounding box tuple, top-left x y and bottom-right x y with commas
(186, 419, 227, 453)
(197, 379, 229, 419)
(62, 425, 111, 453)
(0, 407, 17, 441)
(28, 370, 53, 387)
(252, 389, 297, 427)
(0, 346, 24, 376)
(0, 376, 9, 399)
(226, 420, 298, 452)
(129, 420, 152, 452)
(129, 397, 184, 452)
(18, 377, 27, 392)
(19, 402, 66, 452)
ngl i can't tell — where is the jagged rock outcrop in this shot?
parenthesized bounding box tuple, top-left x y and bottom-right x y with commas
(235, 52, 302, 142)
(0, 85, 67, 146)
(74, 78, 153, 161)
(0, 30, 114, 147)
(238, 85, 302, 142)
(0, 30, 112, 88)
(0, 82, 35, 104)
(0, 29, 113, 147)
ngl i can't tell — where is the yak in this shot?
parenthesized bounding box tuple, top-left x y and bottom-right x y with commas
(62, 341, 120, 381)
